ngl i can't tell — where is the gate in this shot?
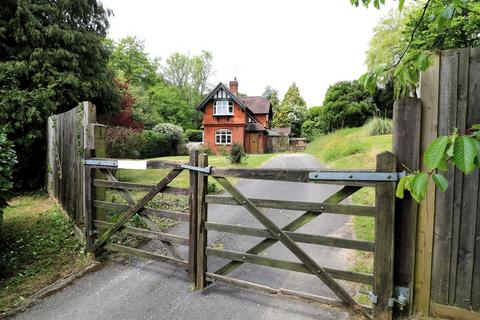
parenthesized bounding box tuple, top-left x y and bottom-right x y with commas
(82, 151, 399, 319)
(82, 151, 200, 279)
(193, 152, 398, 319)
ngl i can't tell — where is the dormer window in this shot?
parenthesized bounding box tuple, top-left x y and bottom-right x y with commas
(213, 100, 234, 116)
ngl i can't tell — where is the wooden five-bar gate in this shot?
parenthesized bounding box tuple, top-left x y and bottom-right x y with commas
(83, 151, 400, 319)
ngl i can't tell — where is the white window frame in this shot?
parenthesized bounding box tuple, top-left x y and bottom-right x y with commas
(215, 129, 232, 145)
(213, 100, 234, 116)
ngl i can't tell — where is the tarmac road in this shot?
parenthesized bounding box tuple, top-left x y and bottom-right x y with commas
(15, 153, 358, 320)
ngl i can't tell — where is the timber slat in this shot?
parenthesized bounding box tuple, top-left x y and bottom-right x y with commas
(104, 243, 188, 268)
(211, 168, 375, 186)
(93, 200, 189, 222)
(206, 195, 375, 216)
(94, 220, 189, 246)
(206, 248, 373, 285)
(205, 222, 374, 252)
(93, 179, 189, 195)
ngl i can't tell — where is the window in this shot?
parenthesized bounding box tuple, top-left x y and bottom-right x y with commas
(214, 100, 234, 116)
(215, 129, 232, 145)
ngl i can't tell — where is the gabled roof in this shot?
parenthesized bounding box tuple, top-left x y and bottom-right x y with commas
(195, 82, 247, 111)
(239, 96, 271, 114)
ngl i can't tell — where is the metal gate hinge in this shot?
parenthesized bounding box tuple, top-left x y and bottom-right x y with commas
(309, 171, 407, 182)
(180, 164, 212, 174)
(369, 292, 378, 304)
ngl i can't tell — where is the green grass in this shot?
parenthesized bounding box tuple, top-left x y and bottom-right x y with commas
(306, 126, 392, 305)
(0, 193, 93, 313)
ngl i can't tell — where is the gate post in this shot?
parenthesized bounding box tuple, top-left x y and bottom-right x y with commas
(188, 149, 199, 281)
(392, 97, 422, 316)
(374, 152, 396, 320)
(83, 149, 95, 252)
(196, 153, 208, 289)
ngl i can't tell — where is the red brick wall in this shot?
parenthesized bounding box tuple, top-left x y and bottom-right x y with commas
(253, 114, 269, 128)
(202, 101, 247, 153)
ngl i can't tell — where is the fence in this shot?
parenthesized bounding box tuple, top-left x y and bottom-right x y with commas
(394, 48, 480, 319)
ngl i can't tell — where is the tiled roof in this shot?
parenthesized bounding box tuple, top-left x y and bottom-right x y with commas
(245, 123, 266, 131)
(240, 96, 271, 114)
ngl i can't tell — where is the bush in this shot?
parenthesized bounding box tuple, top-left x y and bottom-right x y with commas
(186, 129, 203, 142)
(106, 127, 143, 159)
(363, 118, 393, 136)
(139, 130, 171, 158)
(228, 143, 246, 164)
(153, 123, 184, 144)
(0, 133, 17, 224)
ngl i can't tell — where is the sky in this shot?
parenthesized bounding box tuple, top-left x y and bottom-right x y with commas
(101, 0, 395, 106)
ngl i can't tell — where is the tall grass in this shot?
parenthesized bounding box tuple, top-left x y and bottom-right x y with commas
(363, 117, 393, 136)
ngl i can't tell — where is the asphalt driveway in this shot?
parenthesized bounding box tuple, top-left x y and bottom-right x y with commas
(15, 153, 357, 320)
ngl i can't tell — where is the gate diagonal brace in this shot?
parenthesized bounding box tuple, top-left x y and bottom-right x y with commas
(100, 169, 183, 260)
(213, 176, 370, 318)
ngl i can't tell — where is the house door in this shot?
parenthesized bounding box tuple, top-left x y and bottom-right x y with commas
(249, 133, 259, 154)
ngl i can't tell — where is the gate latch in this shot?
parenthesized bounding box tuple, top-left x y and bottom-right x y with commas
(180, 164, 212, 174)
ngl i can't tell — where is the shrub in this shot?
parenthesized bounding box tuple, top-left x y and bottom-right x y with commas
(153, 123, 184, 143)
(363, 118, 393, 136)
(139, 130, 171, 158)
(228, 143, 246, 164)
(0, 133, 17, 224)
(185, 129, 203, 142)
(106, 127, 143, 159)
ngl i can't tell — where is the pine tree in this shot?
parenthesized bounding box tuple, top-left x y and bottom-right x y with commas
(272, 83, 307, 137)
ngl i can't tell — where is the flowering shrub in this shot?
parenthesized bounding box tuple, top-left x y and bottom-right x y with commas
(153, 123, 184, 143)
(106, 127, 143, 159)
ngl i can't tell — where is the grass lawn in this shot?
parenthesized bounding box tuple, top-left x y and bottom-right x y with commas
(0, 193, 93, 314)
(306, 126, 392, 304)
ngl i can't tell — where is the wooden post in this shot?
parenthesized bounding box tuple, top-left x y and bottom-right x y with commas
(83, 149, 94, 252)
(374, 152, 396, 320)
(413, 53, 440, 314)
(196, 153, 208, 289)
(47, 117, 55, 197)
(188, 149, 199, 281)
(93, 124, 107, 222)
(392, 97, 422, 315)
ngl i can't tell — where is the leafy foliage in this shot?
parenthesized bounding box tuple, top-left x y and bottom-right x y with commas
(228, 142, 247, 164)
(262, 86, 280, 113)
(303, 81, 377, 136)
(397, 126, 480, 202)
(106, 127, 143, 159)
(0, 0, 120, 189)
(359, 0, 480, 94)
(272, 83, 307, 137)
(185, 129, 203, 142)
(0, 133, 17, 219)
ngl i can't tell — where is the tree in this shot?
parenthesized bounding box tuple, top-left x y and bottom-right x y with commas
(108, 36, 160, 87)
(315, 81, 377, 133)
(272, 83, 307, 137)
(163, 51, 214, 106)
(0, 0, 119, 189)
(262, 86, 280, 113)
(358, 0, 480, 93)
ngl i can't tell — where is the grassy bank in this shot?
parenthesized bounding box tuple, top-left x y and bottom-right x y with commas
(306, 126, 392, 303)
(0, 193, 93, 314)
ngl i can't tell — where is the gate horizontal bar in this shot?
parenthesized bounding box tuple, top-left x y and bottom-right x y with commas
(84, 158, 183, 169)
(84, 159, 118, 167)
(205, 222, 374, 252)
(93, 200, 189, 222)
(105, 243, 188, 268)
(93, 179, 190, 195)
(95, 220, 189, 246)
(206, 196, 375, 217)
(206, 248, 373, 285)
(309, 171, 407, 182)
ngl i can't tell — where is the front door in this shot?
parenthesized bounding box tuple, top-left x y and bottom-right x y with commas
(249, 133, 259, 153)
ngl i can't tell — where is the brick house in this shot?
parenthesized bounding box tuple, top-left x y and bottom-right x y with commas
(196, 78, 273, 154)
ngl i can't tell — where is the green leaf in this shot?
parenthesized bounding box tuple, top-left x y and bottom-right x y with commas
(472, 124, 480, 130)
(399, 0, 405, 11)
(437, 155, 449, 172)
(417, 53, 431, 71)
(452, 136, 477, 174)
(396, 176, 407, 198)
(432, 173, 448, 192)
(423, 136, 449, 171)
(410, 172, 429, 202)
(446, 133, 457, 157)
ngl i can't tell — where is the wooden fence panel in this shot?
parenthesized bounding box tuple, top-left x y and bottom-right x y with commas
(414, 48, 480, 317)
(47, 102, 97, 227)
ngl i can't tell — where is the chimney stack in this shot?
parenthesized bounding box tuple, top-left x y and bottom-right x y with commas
(229, 77, 238, 95)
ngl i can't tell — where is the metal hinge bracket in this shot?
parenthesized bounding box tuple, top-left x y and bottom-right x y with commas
(309, 171, 407, 182)
(180, 164, 212, 174)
